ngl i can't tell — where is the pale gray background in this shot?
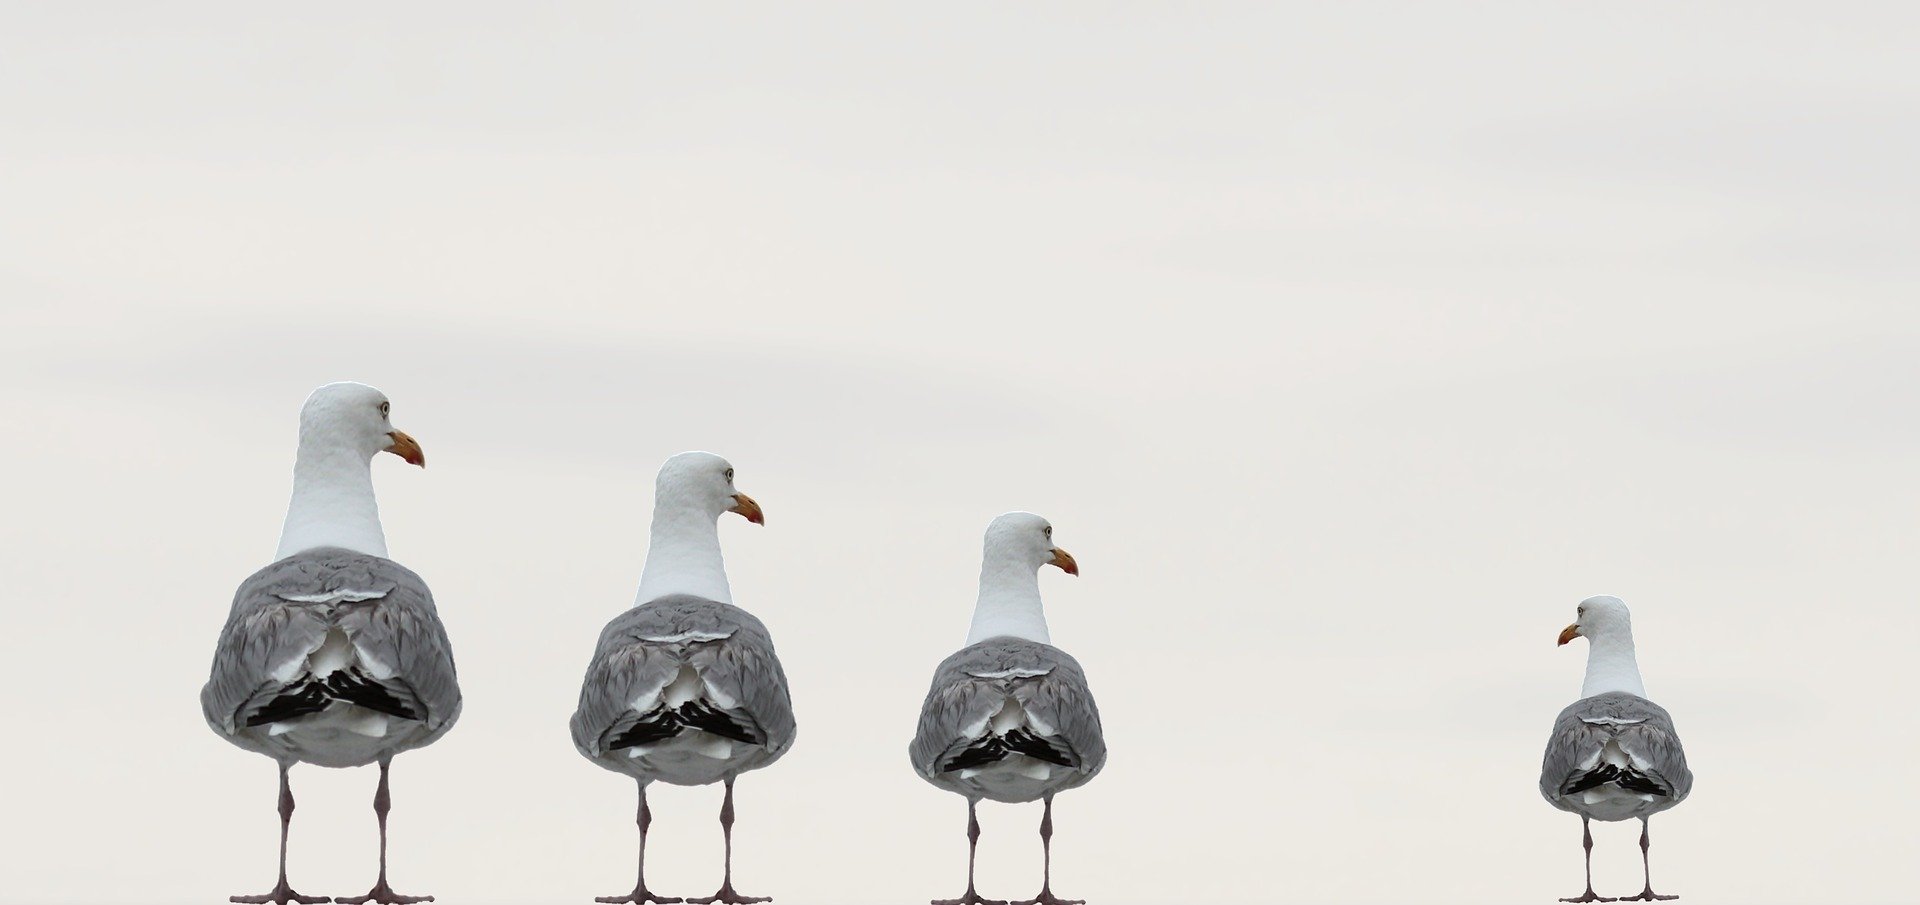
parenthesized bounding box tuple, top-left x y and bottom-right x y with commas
(1, 3, 1914, 904)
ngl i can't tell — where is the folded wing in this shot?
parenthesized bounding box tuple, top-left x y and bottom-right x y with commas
(911, 637, 1106, 787)
(1540, 691, 1691, 814)
(572, 594, 796, 764)
(201, 548, 461, 757)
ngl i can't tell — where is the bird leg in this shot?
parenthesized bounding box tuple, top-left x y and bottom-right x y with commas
(1560, 817, 1618, 903)
(231, 762, 330, 905)
(598, 780, 683, 905)
(687, 777, 770, 905)
(933, 799, 1007, 905)
(1011, 795, 1081, 905)
(1617, 819, 1677, 901)
(337, 758, 433, 904)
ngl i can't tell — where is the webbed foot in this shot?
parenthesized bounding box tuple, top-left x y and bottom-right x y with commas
(231, 884, 330, 905)
(335, 883, 432, 904)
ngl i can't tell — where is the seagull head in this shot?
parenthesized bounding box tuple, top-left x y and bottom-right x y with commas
(298, 381, 424, 467)
(1559, 594, 1631, 646)
(984, 511, 1077, 576)
(656, 451, 762, 525)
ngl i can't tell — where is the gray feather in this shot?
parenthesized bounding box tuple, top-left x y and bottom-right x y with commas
(909, 637, 1105, 793)
(571, 594, 795, 779)
(200, 547, 461, 764)
(1539, 691, 1692, 817)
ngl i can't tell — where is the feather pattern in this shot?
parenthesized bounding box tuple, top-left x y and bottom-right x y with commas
(201, 547, 461, 768)
(1539, 691, 1692, 822)
(910, 636, 1105, 803)
(571, 594, 795, 786)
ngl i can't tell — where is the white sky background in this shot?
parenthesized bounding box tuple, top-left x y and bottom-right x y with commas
(1, 3, 1916, 904)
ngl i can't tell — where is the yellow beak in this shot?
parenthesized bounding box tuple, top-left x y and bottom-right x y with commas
(729, 493, 765, 525)
(384, 430, 425, 468)
(1557, 623, 1581, 646)
(1048, 546, 1079, 576)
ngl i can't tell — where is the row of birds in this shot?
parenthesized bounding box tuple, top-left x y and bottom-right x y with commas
(200, 382, 1693, 905)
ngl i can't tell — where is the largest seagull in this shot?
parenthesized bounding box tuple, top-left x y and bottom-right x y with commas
(202, 381, 460, 905)
(1540, 595, 1692, 903)
(572, 452, 795, 905)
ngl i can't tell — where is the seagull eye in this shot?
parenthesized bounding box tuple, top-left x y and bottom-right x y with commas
(1043, 526, 1052, 538)
(379, 402, 390, 417)
(724, 468, 734, 482)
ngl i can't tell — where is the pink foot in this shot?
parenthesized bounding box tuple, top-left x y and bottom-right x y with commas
(1012, 891, 1084, 905)
(335, 883, 432, 904)
(231, 884, 330, 905)
(687, 884, 769, 905)
(933, 891, 1008, 905)
(595, 890, 684, 905)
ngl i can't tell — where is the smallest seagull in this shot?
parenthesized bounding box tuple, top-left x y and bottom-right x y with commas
(1540, 596, 1693, 903)
(910, 513, 1105, 905)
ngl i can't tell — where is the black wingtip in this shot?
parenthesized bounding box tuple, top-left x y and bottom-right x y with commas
(607, 709, 683, 750)
(323, 671, 422, 721)
(1003, 728, 1075, 767)
(942, 738, 1009, 773)
(246, 681, 332, 727)
(1562, 763, 1670, 798)
(676, 701, 762, 745)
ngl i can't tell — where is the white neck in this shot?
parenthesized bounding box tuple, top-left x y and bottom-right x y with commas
(1581, 628, 1647, 698)
(276, 441, 387, 559)
(965, 554, 1050, 645)
(635, 503, 731, 605)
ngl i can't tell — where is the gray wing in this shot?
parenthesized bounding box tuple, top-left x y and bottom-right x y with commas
(201, 558, 332, 736)
(571, 595, 796, 758)
(201, 548, 461, 739)
(331, 558, 461, 734)
(909, 638, 1106, 781)
(1539, 691, 1692, 806)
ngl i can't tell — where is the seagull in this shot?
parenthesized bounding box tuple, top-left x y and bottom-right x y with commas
(201, 381, 461, 905)
(1540, 595, 1693, 903)
(910, 513, 1105, 905)
(572, 452, 795, 905)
